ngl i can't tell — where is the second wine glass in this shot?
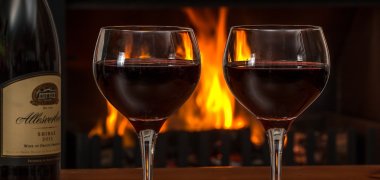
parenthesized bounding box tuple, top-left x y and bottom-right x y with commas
(93, 26, 201, 180)
(223, 25, 330, 180)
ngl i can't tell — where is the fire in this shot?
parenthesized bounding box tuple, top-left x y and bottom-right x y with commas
(165, 7, 265, 145)
(235, 30, 252, 61)
(176, 32, 194, 60)
(161, 7, 238, 131)
(89, 101, 135, 148)
(138, 45, 151, 59)
(89, 7, 265, 147)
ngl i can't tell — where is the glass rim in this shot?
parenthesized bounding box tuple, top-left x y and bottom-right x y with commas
(231, 25, 322, 31)
(100, 25, 194, 32)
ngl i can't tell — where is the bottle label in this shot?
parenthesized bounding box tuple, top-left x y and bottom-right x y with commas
(1, 74, 60, 160)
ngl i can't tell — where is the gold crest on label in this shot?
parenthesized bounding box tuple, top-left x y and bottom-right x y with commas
(30, 83, 59, 106)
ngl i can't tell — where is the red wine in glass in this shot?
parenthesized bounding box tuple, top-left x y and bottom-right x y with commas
(223, 25, 330, 180)
(224, 61, 329, 130)
(93, 26, 201, 180)
(95, 59, 200, 132)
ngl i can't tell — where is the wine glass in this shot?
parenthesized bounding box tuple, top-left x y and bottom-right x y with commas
(223, 25, 329, 179)
(93, 26, 201, 180)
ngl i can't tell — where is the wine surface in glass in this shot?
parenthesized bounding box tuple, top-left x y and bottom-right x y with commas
(224, 61, 329, 129)
(95, 59, 200, 132)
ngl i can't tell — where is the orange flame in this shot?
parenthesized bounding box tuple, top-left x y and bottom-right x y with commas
(105, 101, 118, 137)
(123, 39, 150, 59)
(164, 7, 239, 131)
(89, 101, 135, 148)
(189, 7, 234, 130)
(176, 32, 194, 60)
(165, 7, 265, 146)
(235, 30, 252, 61)
(138, 45, 151, 59)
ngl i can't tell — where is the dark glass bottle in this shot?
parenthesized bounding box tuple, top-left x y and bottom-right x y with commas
(0, 0, 61, 179)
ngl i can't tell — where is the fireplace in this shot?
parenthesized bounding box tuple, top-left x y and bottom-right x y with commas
(63, 1, 380, 168)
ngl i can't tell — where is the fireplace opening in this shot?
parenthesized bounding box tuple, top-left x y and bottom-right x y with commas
(64, 2, 380, 168)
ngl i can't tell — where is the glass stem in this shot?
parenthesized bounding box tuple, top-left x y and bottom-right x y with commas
(139, 129, 158, 180)
(267, 128, 286, 180)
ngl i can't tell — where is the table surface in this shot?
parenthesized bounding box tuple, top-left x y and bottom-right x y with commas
(61, 166, 380, 180)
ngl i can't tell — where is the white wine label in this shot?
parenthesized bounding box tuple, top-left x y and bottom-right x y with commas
(1, 74, 61, 157)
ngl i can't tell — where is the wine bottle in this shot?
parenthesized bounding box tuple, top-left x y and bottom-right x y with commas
(0, 0, 61, 179)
